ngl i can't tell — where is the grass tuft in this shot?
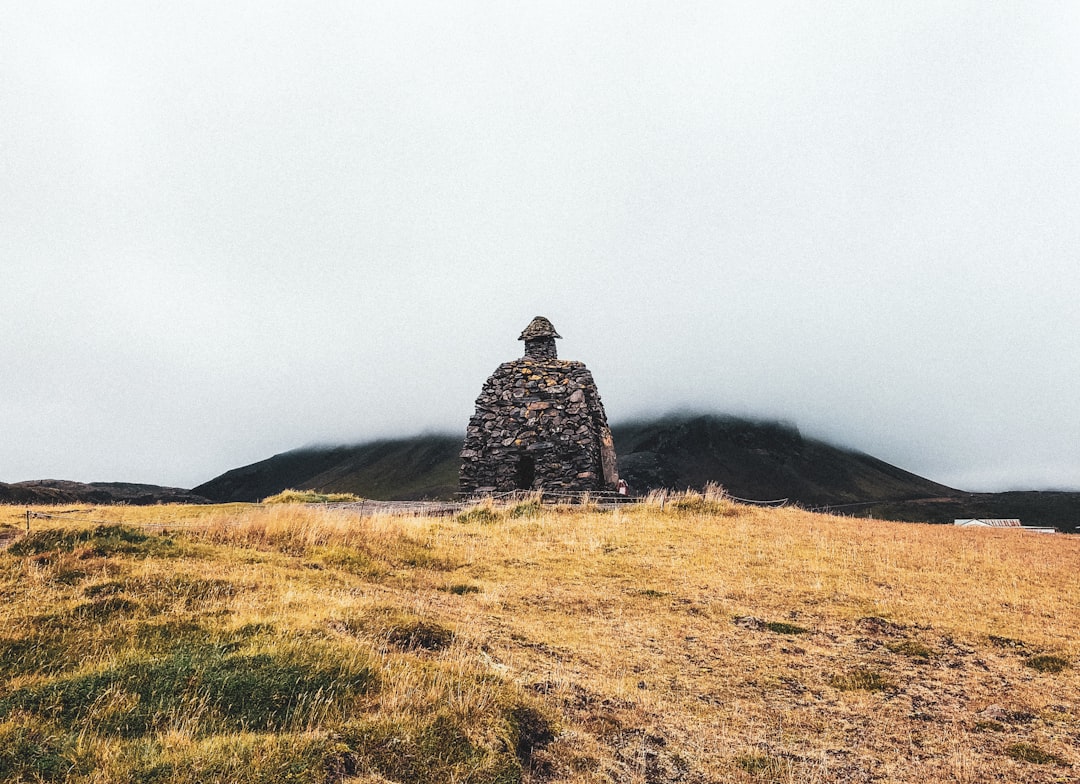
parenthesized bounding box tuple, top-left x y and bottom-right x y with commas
(457, 505, 501, 525)
(508, 500, 543, 519)
(262, 489, 362, 504)
(441, 583, 481, 595)
(665, 491, 739, 516)
(735, 751, 792, 778)
(828, 668, 893, 692)
(385, 619, 455, 652)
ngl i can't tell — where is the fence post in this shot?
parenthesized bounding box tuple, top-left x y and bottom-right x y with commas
(26, 510, 30, 534)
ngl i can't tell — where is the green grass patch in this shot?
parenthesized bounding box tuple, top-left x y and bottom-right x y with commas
(0, 640, 378, 736)
(508, 500, 543, 519)
(887, 639, 937, 660)
(735, 751, 792, 778)
(0, 713, 82, 783)
(457, 506, 501, 525)
(389, 537, 459, 571)
(340, 711, 525, 784)
(10, 525, 175, 559)
(312, 546, 388, 580)
(665, 495, 739, 516)
(1024, 654, 1070, 674)
(262, 489, 362, 504)
(828, 668, 893, 692)
(637, 588, 669, 599)
(1004, 742, 1068, 766)
(764, 621, 809, 635)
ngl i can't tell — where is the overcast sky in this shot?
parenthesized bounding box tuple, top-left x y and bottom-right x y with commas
(3, 2, 1079, 492)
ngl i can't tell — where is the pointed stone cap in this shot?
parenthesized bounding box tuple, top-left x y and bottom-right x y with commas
(518, 316, 561, 341)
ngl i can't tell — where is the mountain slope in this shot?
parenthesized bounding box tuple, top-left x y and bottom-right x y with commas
(193, 435, 462, 503)
(612, 415, 956, 505)
(193, 414, 953, 507)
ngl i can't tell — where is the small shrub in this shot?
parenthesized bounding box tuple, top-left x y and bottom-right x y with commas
(262, 489, 362, 504)
(1004, 742, 1068, 765)
(829, 668, 892, 692)
(1024, 655, 1070, 674)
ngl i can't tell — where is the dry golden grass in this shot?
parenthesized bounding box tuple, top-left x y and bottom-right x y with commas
(0, 499, 1076, 783)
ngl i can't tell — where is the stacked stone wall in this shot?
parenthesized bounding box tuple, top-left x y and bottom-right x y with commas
(460, 357, 617, 493)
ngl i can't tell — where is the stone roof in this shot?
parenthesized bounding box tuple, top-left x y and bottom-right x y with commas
(518, 316, 561, 341)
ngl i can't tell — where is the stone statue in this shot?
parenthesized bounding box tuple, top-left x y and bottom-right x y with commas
(460, 317, 618, 494)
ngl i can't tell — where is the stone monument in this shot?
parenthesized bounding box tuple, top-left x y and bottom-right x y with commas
(459, 316, 619, 494)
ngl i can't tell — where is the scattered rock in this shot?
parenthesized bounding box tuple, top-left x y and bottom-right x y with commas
(856, 616, 906, 636)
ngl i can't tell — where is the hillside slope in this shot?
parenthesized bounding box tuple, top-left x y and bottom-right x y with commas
(193, 414, 953, 506)
(193, 435, 461, 503)
(1, 502, 1076, 783)
(612, 415, 956, 505)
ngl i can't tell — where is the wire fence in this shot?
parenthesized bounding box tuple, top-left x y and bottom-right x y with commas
(6, 487, 804, 547)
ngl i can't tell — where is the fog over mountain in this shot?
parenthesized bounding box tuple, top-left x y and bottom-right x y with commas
(3, 3, 1079, 491)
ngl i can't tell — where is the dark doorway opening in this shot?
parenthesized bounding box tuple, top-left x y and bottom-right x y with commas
(515, 455, 536, 490)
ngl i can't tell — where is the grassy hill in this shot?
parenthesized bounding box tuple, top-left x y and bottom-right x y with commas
(0, 499, 1076, 783)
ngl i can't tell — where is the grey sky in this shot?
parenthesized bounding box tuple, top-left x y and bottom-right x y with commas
(3, 2, 1079, 491)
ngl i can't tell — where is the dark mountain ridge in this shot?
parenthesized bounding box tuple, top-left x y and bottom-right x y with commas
(190, 413, 1078, 533)
(8, 415, 1075, 532)
(0, 480, 209, 506)
(612, 415, 956, 506)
